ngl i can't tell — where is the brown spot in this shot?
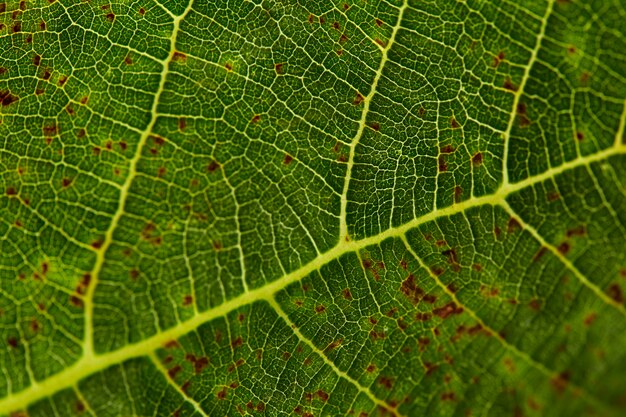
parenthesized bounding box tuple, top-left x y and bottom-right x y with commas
(182, 295, 193, 306)
(378, 376, 393, 389)
(528, 299, 541, 311)
(224, 62, 232, 71)
(583, 312, 597, 326)
(231, 336, 243, 349)
(431, 266, 444, 276)
(375, 38, 386, 47)
(342, 288, 352, 300)
(339, 34, 348, 44)
(138, 7, 145, 15)
(471, 152, 483, 166)
(307, 14, 314, 24)
(343, 3, 349, 10)
(507, 218, 521, 233)
(433, 302, 463, 319)
(375, 18, 383, 27)
(440, 144, 455, 154)
(332, 21, 340, 30)
(503, 78, 517, 91)
(274, 63, 284, 74)
(250, 114, 261, 124)
(172, 51, 186, 62)
(6, 187, 17, 196)
(33, 54, 41, 66)
(450, 117, 460, 129)
(129, 269, 139, 279)
(551, 371, 571, 393)
(157, 166, 167, 177)
(418, 337, 430, 352)
(207, 160, 220, 172)
(454, 186, 463, 203)
(256, 402, 265, 412)
(415, 312, 431, 322)
(315, 304, 326, 313)
(424, 361, 438, 376)
(124, 55, 132, 65)
(106, 13, 115, 21)
(557, 242, 570, 255)
(217, 387, 227, 399)
(80, 96, 88, 104)
(566, 225, 586, 237)
(91, 240, 103, 249)
(42, 70, 51, 80)
(0, 3, 5, 13)
(400, 274, 425, 304)
(441, 392, 456, 401)
(61, 177, 72, 188)
(438, 155, 448, 172)
(442, 248, 460, 271)
(567, 45, 576, 54)
(353, 92, 364, 105)
(39, 20, 46, 30)
(12, 22, 21, 33)
(317, 390, 329, 402)
(75, 401, 85, 413)
(369, 122, 380, 131)
(533, 247, 548, 262)
(607, 283, 624, 303)
(493, 51, 505, 67)
(1, 90, 19, 107)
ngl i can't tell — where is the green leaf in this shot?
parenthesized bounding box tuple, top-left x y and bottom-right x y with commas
(1, 0, 626, 416)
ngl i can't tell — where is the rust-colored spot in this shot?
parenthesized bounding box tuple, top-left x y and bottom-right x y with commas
(375, 38, 386, 47)
(607, 283, 624, 303)
(172, 51, 186, 62)
(369, 122, 380, 131)
(217, 387, 227, 400)
(557, 242, 570, 255)
(207, 160, 220, 172)
(533, 247, 548, 262)
(6, 187, 17, 196)
(33, 54, 41, 66)
(251, 114, 261, 124)
(182, 294, 193, 306)
(106, 12, 115, 21)
(91, 240, 103, 249)
(441, 391, 456, 401)
(342, 288, 352, 300)
(551, 370, 571, 393)
(139, 7, 145, 15)
(507, 217, 521, 233)
(433, 302, 463, 319)
(39, 20, 46, 30)
(168, 365, 182, 379)
(400, 274, 424, 304)
(440, 144, 455, 153)
(415, 312, 431, 321)
(12, 22, 21, 33)
(529, 298, 541, 311)
(274, 63, 284, 74)
(450, 117, 460, 129)
(61, 177, 72, 188)
(503, 78, 517, 91)
(317, 390, 329, 402)
(1, 90, 19, 107)
(315, 304, 326, 313)
(378, 376, 393, 389)
(366, 364, 376, 372)
(231, 336, 243, 349)
(375, 18, 383, 27)
(70, 295, 83, 307)
(224, 62, 232, 71)
(471, 152, 483, 166)
(353, 92, 364, 105)
(454, 186, 463, 203)
(583, 312, 597, 326)
(438, 155, 447, 172)
(493, 51, 505, 67)
(124, 55, 133, 65)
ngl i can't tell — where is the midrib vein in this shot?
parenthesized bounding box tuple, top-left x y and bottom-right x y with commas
(339, 0, 409, 241)
(2, 144, 625, 414)
(82, 3, 195, 358)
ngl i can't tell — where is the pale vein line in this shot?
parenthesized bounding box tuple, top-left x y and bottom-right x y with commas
(339, 0, 409, 241)
(398, 235, 610, 411)
(501, 0, 555, 187)
(148, 352, 209, 417)
(81, 1, 196, 359)
(615, 98, 626, 147)
(266, 297, 404, 417)
(2, 144, 626, 413)
(499, 200, 626, 316)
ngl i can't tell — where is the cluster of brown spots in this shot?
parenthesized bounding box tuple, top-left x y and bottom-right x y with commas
(227, 358, 245, 373)
(441, 391, 456, 401)
(418, 336, 430, 352)
(607, 283, 624, 303)
(172, 51, 186, 62)
(503, 78, 518, 92)
(400, 274, 425, 304)
(551, 370, 571, 393)
(517, 102, 530, 128)
(433, 302, 463, 319)
(75, 273, 91, 295)
(361, 258, 384, 281)
(167, 364, 182, 379)
(492, 51, 505, 67)
(231, 336, 243, 349)
(43, 124, 58, 136)
(415, 312, 431, 322)
(369, 329, 386, 341)
(185, 353, 209, 374)
(378, 376, 393, 389)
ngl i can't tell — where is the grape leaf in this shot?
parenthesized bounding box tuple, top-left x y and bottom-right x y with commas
(1, 0, 626, 416)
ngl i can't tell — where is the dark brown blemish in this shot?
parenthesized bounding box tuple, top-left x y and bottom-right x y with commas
(0, 3, 5, 13)
(415, 312, 431, 321)
(138, 7, 145, 15)
(433, 302, 463, 319)
(6, 187, 17, 196)
(503, 78, 517, 91)
(251, 114, 261, 123)
(1, 90, 18, 107)
(529, 298, 541, 311)
(450, 117, 460, 129)
(172, 51, 186, 62)
(274, 63, 284, 74)
(61, 177, 72, 188)
(353, 92, 364, 105)
(217, 387, 227, 399)
(493, 51, 505, 67)
(207, 160, 220, 172)
(315, 304, 326, 313)
(438, 155, 447, 172)
(91, 240, 103, 249)
(39, 20, 46, 30)
(507, 217, 521, 233)
(378, 376, 393, 389)
(375, 18, 383, 27)
(440, 144, 455, 154)
(533, 247, 548, 262)
(182, 294, 193, 306)
(124, 55, 133, 65)
(106, 12, 115, 21)
(400, 274, 424, 304)
(33, 54, 41, 66)
(442, 248, 460, 272)
(231, 336, 243, 349)
(13, 22, 22, 33)
(224, 62, 232, 71)
(317, 390, 329, 401)
(441, 391, 456, 401)
(424, 361, 438, 376)
(583, 312, 597, 326)
(375, 38, 386, 48)
(551, 370, 571, 394)
(566, 225, 587, 238)
(342, 288, 352, 300)
(369, 122, 380, 131)
(557, 242, 570, 255)
(454, 186, 463, 203)
(472, 152, 483, 166)
(607, 283, 624, 303)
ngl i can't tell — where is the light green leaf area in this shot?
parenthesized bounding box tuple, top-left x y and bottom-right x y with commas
(1, 0, 626, 415)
